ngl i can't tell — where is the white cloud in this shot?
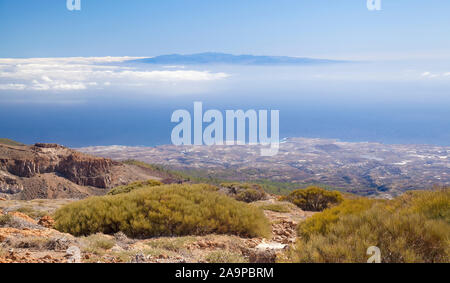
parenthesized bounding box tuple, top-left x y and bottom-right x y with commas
(53, 82, 87, 90)
(0, 57, 229, 92)
(0, 83, 26, 90)
(421, 71, 440, 78)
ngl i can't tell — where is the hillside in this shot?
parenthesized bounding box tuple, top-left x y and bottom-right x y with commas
(0, 183, 447, 263)
(0, 138, 25, 147)
(0, 142, 166, 200)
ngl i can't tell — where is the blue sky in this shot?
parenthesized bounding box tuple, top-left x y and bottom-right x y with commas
(1, 0, 449, 59)
(0, 1, 449, 146)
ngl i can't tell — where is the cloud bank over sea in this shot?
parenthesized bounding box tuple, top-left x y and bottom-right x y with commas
(0, 56, 229, 92)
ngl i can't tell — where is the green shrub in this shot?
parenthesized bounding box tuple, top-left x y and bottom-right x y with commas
(54, 184, 270, 238)
(205, 251, 247, 263)
(220, 183, 266, 203)
(398, 188, 450, 222)
(285, 189, 450, 263)
(107, 179, 162, 195)
(236, 189, 266, 203)
(298, 198, 376, 240)
(282, 186, 343, 211)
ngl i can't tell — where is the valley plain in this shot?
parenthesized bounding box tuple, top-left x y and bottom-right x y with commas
(80, 137, 450, 197)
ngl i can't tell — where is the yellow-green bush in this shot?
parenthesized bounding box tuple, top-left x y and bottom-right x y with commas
(54, 184, 270, 238)
(285, 189, 450, 263)
(282, 186, 343, 211)
(298, 198, 377, 240)
(107, 179, 162, 195)
(220, 183, 266, 203)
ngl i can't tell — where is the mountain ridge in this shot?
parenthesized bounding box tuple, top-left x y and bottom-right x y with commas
(129, 52, 345, 65)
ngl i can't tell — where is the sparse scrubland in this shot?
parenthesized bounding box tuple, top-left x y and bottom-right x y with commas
(205, 250, 248, 263)
(107, 179, 162, 195)
(255, 203, 293, 213)
(2, 170, 448, 263)
(0, 214, 12, 226)
(54, 183, 270, 238)
(283, 188, 450, 263)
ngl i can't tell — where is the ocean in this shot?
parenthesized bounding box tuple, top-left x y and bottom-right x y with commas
(1, 98, 449, 147)
(1, 62, 449, 147)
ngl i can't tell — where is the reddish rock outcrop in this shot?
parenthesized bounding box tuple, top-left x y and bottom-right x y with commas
(0, 144, 119, 189)
(0, 143, 161, 199)
(55, 153, 118, 188)
(38, 215, 55, 228)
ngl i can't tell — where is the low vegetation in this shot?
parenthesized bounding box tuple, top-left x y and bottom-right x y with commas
(81, 233, 116, 255)
(12, 206, 48, 219)
(204, 251, 247, 263)
(54, 184, 270, 238)
(0, 214, 12, 226)
(146, 236, 196, 252)
(220, 183, 267, 203)
(122, 160, 187, 182)
(0, 138, 25, 146)
(107, 179, 162, 195)
(282, 186, 343, 211)
(10, 236, 52, 250)
(256, 203, 292, 213)
(284, 188, 450, 263)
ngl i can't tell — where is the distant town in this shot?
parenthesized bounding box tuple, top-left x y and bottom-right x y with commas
(80, 137, 450, 197)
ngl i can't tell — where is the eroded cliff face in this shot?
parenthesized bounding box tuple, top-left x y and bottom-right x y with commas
(0, 143, 160, 200)
(0, 172, 23, 194)
(0, 143, 119, 189)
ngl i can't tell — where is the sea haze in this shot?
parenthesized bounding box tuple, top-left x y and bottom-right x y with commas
(0, 56, 449, 147)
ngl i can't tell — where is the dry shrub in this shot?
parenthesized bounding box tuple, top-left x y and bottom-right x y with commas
(282, 186, 343, 211)
(285, 189, 450, 263)
(82, 233, 116, 255)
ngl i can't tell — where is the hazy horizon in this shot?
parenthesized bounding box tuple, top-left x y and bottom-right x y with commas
(1, 1, 449, 147)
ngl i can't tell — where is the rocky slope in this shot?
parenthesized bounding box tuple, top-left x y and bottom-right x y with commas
(0, 142, 162, 200)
